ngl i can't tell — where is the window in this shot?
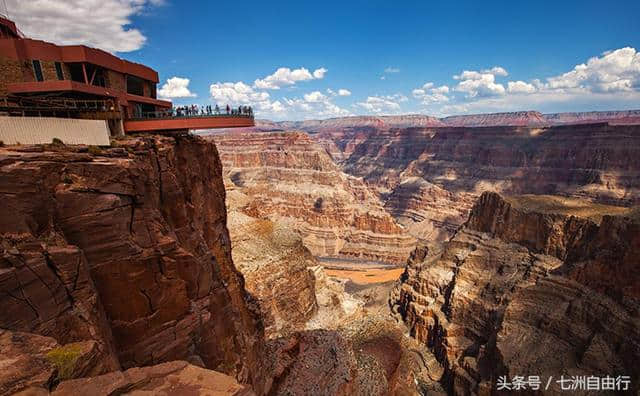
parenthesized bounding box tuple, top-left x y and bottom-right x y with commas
(126, 75, 145, 96)
(54, 62, 64, 80)
(32, 60, 44, 82)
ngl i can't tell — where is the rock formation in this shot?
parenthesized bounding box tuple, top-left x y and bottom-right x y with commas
(391, 192, 640, 394)
(440, 111, 550, 127)
(0, 136, 267, 393)
(210, 132, 416, 264)
(225, 189, 318, 338)
(52, 361, 255, 396)
(335, 123, 640, 241)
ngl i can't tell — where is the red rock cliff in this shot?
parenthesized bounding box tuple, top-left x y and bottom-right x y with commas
(0, 136, 266, 392)
(391, 192, 640, 394)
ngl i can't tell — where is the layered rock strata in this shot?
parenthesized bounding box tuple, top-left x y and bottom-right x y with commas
(210, 132, 416, 264)
(339, 123, 640, 241)
(52, 361, 255, 396)
(0, 137, 266, 393)
(391, 192, 640, 394)
(226, 189, 318, 338)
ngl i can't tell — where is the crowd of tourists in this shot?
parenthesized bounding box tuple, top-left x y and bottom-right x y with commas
(170, 104, 253, 117)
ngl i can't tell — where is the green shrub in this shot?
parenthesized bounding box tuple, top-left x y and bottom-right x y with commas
(51, 137, 64, 146)
(87, 145, 102, 155)
(46, 344, 84, 381)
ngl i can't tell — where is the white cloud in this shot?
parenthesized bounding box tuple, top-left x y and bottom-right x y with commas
(303, 91, 327, 103)
(283, 96, 350, 119)
(209, 81, 270, 105)
(413, 82, 450, 104)
(253, 67, 327, 89)
(158, 77, 196, 99)
(545, 47, 640, 93)
(209, 79, 350, 120)
(384, 67, 400, 73)
(411, 82, 449, 105)
(507, 80, 537, 94)
(5, 0, 162, 53)
(354, 95, 405, 114)
(454, 68, 507, 98)
(327, 88, 351, 97)
(432, 85, 450, 94)
(313, 68, 328, 79)
(483, 66, 508, 76)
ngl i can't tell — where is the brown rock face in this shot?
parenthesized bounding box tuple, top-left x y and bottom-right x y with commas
(0, 136, 266, 392)
(226, 192, 318, 338)
(265, 330, 360, 396)
(210, 132, 416, 265)
(391, 192, 640, 395)
(335, 123, 640, 241)
(52, 361, 255, 396)
(0, 330, 58, 395)
(441, 111, 549, 127)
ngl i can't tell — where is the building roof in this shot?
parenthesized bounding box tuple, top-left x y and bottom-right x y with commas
(0, 18, 159, 82)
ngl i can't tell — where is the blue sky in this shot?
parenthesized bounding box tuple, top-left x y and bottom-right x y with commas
(7, 0, 640, 120)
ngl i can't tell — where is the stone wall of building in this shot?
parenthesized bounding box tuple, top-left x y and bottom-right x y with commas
(0, 56, 30, 95)
(107, 70, 126, 92)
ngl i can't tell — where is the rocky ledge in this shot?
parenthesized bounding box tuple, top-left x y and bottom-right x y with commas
(0, 136, 267, 393)
(390, 192, 640, 395)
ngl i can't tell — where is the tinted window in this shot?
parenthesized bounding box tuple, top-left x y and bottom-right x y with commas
(55, 62, 64, 80)
(32, 60, 44, 82)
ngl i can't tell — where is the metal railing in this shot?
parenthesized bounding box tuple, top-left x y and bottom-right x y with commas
(0, 95, 119, 118)
(130, 107, 254, 120)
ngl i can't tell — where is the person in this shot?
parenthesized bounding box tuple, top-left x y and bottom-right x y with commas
(226, 104, 230, 114)
(215, 104, 220, 115)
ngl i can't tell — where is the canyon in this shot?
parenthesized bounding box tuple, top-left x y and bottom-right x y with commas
(0, 135, 432, 395)
(1, 110, 639, 395)
(210, 131, 416, 265)
(390, 192, 639, 394)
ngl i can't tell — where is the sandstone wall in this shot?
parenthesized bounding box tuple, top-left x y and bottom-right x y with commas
(0, 136, 267, 392)
(334, 123, 640, 241)
(390, 192, 640, 395)
(211, 132, 416, 265)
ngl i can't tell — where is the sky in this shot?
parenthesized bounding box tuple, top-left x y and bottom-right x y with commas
(4, 0, 640, 120)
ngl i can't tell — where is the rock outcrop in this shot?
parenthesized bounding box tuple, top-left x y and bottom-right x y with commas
(545, 110, 640, 125)
(391, 192, 640, 394)
(210, 132, 416, 264)
(0, 136, 267, 393)
(441, 111, 549, 127)
(226, 189, 318, 338)
(338, 123, 640, 241)
(52, 361, 254, 396)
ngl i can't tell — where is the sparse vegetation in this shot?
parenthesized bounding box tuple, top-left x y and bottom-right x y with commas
(506, 194, 633, 223)
(46, 344, 84, 381)
(51, 137, 64, 146)
(87, 145, 103, 155)
(0, 140, 4, 147)
(62, 176, 73, 184)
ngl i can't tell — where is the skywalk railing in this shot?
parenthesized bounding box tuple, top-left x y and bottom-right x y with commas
(130, 108, 254, 121)
(0, 96, 118, 116)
